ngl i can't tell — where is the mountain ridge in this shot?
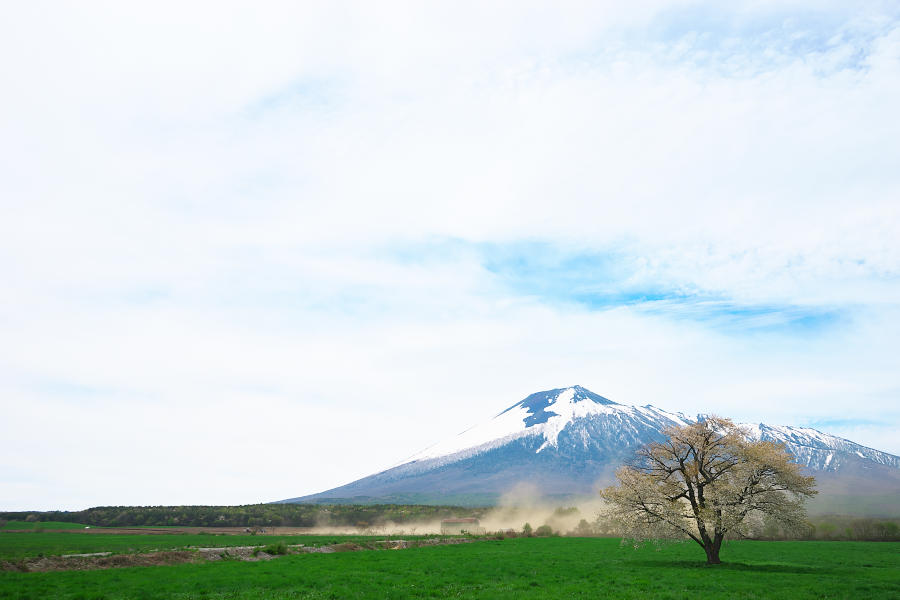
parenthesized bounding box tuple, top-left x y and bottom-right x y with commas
(283, 386, 900, 513)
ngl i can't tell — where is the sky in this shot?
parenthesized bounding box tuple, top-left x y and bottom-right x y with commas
(1, 1, 899, 511)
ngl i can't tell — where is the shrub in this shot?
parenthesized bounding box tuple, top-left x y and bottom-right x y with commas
(535, 525, 553, 537)
(262, 542, 288, 555)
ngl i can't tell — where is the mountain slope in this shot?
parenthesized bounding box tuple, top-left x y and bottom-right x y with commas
(282, 386, 900, 513)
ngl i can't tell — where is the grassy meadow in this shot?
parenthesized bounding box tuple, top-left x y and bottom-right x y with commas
(1, 533, 898, 599)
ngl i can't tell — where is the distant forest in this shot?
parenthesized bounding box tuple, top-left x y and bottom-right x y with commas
(0, 504, 487, 529)
(1, 505, 898, 541)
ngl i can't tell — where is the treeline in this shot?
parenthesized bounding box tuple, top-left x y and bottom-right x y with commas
(748, 515, 900, 542)
(3, 505, 897, 541)
(0, 504, 488, 529)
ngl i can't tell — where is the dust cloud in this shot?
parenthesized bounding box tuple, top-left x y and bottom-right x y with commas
(290, 482, 608, 536)
(478, 482, 607, 535)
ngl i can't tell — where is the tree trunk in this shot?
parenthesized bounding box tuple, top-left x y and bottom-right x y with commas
(705, 535, 724, 565)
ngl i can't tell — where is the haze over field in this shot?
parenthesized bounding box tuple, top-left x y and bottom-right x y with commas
(2, 1, 899, 510)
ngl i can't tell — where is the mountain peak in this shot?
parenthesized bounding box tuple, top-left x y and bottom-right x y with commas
(501, 385, 616, 426)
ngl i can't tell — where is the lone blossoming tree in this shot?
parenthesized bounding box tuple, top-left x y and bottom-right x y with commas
(601, 417, 817, 564)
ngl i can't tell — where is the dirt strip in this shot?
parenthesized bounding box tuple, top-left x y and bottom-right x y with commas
(3, 551, 201, 572)
(1, 538, 479, 573)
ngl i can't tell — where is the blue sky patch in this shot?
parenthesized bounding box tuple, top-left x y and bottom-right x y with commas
(374, 238, 850, 336)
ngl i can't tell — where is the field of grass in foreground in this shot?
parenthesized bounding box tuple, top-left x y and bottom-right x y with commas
(2, 537, 898, 599)
(0, 533, 390, 561)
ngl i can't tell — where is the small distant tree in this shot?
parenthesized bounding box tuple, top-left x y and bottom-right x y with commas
(572, 518, 594, 536)
(522, 522, 533, 537)
(535, 524, 554, 537)
(601, 417, 816, 564)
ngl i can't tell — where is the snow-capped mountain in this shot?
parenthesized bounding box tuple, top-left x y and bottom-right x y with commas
(283, 386, 900, 511)
(398, 386, 690, 467)
(740, 422, 899, 471)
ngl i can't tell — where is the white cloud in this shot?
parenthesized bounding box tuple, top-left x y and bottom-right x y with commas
(1, 2, 899, 509)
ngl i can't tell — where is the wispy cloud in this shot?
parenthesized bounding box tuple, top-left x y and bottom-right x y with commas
(1, 1, 899, 509)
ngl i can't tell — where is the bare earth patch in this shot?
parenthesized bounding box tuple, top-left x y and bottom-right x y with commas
(2, 551, 200, 572)
(1, 538, 480, 572)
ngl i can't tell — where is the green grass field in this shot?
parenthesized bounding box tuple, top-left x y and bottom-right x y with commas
(1, 535, 898, 599)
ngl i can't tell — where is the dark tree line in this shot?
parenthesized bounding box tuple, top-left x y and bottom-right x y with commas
(1, 504, 488, 529)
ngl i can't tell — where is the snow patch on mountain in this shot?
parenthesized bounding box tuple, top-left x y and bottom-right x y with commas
(400, 403, 535, 465)
(537, 388, 626, 451)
